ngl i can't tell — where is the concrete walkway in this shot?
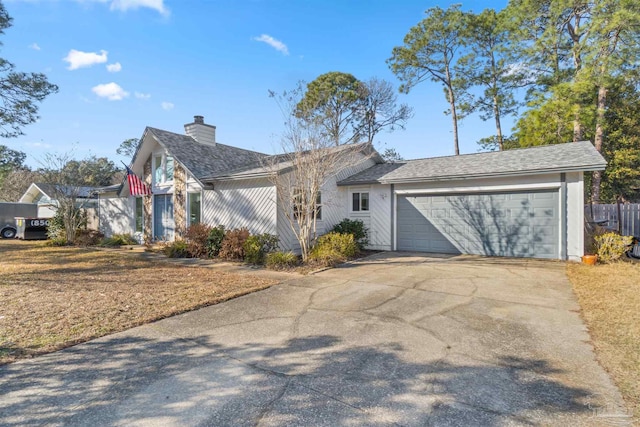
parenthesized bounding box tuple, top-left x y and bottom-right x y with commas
(0, 252, 630, 426)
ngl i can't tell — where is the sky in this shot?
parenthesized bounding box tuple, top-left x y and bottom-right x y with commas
(3, 0, 510, 168)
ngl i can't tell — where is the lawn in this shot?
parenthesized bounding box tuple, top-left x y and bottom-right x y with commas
(0, 240, 277, 364)
(567, 261, 640, 421)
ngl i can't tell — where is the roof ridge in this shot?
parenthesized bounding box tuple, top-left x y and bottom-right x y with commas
(405, 141, 592, 163)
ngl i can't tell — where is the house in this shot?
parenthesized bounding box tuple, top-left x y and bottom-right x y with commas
(103, 115, 606, 261)
(19, 183, 110, 229)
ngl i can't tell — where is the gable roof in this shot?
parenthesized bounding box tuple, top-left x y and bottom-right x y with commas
(338, 141, 607, 186)
(145, 127, 267, 180)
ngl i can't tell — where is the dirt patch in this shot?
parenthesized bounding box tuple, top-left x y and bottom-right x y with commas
(0, 240, 277, 364)
(567, 261, 640, 421)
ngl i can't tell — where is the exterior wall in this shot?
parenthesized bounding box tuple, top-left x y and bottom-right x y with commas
(173, 163, 187, 239)
(344, 184, 393, 251)
(98, 195, 134, 237)
(143, 155, 153, 243)
(202, 178, 277, 236)
(566, 171, 584, 261)
(277, 156, 378, 252)
(36, 204, 57, 218)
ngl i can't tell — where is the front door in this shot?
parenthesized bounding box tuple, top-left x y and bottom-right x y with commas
(153, 194, 174, 241)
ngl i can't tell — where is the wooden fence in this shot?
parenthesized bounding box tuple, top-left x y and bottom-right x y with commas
(585, 203, 640, 237)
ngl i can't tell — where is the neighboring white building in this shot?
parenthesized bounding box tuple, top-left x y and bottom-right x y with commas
(106, 115, 606, 261)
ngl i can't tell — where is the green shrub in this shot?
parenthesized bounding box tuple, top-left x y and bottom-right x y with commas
(331, 218, 369, 249)
(101, 233, 138, 247)
(163, 240, 190, 258)
(266, 251, 299, 270)
(244, 233, 279, 264)
(74, 229, 104, 246)
(207, 225, 226, 258)
(595, 232, 634, 263)
(45, 236, 69, 247)
(310, 232, 359, 266)
(184, 223, 213, 258)
(219, 228, 250, 260)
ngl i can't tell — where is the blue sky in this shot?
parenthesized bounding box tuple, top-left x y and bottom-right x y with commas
(3, 0, 510, 168)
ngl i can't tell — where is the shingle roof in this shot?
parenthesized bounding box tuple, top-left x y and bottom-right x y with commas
(147, 127, 267, 180)
(338, 141, 607, 186)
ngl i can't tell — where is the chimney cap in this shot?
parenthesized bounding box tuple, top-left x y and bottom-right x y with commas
(194, 115, 204, 124)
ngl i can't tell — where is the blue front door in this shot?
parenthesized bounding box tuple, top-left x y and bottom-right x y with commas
(153, 194, 174, 241)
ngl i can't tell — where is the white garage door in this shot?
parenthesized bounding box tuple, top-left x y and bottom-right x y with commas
(397, 191, 560, 259)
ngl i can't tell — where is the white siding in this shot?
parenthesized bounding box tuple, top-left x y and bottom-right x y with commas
(99, 195, 135, 237)
(202, 178, 277, 235)
(566, 171, 584, 261)
(276, 155, 378, 252)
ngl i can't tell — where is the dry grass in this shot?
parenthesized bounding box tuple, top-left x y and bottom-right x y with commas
(567, 261, 640, 421)
(0, 240, 276, 364)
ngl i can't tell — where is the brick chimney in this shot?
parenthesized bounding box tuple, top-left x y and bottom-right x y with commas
(184, 115, 216, 145)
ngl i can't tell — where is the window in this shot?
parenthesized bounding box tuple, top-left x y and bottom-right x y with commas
(293, 190, 322, 221)
(153, 153, 174, 185)
(352, 192, 369, 212)
(188, 192, 201, 225)
(135, 197, 144, 232)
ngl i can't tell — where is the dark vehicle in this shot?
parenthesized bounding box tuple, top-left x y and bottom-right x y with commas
(15, 217, 50, 240)
(0, 202, 38, 238)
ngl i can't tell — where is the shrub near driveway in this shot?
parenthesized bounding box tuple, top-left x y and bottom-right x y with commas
(567, 262, 640, 421)
(0, 240, 277, 364)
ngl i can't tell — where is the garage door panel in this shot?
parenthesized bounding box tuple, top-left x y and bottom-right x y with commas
(397, 191, 559, 259)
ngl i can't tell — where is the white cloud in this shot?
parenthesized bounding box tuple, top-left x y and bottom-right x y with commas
(106, 62, 122, 72)
(64, 49, 108, 70)
(110, 0, 168, 15)
(135, 91, 151, 99)
(92, 82, 129, 101)
(73, 0, 168, 15)
(161, 101, 174, 111)
(253, 34, 289, 55)
(28, 43, 41, 51)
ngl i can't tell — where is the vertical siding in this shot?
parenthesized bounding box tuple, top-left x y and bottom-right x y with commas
(99, 195, 134, 237)
(275, 155, 378, 252)
(367, 184, 392, 250)
(202, 178, 277, 235)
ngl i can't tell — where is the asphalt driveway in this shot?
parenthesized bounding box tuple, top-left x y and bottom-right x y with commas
(0, 252, 629, 426)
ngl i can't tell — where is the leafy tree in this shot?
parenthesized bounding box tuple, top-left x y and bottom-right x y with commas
(388, 5, 469, 155)
(295, 72, 364, 146)
(0, 1, 57, 138)
(116, 138, 139, 158)
(457, 9, 525, 151)
(381, 148, 404, 163)
(60, 156, 120, 187)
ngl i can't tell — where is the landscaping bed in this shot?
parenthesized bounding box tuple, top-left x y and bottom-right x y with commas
(0, 239, 276, 364)
(567, 261, 640, 421)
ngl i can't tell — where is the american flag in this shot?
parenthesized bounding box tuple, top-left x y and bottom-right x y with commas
(125, 165, 151, 196)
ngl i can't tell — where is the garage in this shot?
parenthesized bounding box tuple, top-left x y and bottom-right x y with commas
(338, 142, 607, 261)
(396, 190, 560, 259)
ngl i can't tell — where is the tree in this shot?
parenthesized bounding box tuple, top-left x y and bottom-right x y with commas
(381, 148, 404, 163)
(267, 85, 372, 261)
(38, 153, 120, 243)
(0, 167, 40, 202)
(116, 138, 139, 158)
(357, 77, 413, 144)
(295, 72, 364, 146)
(0, 2, 57, 138)
(457, 9, 526, 151)
(388, 5, 469, 155)
(60, 156, 120, 187)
